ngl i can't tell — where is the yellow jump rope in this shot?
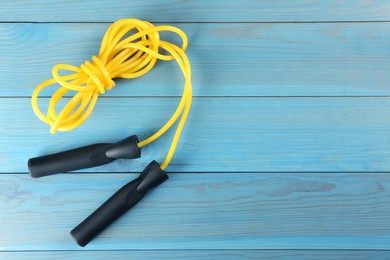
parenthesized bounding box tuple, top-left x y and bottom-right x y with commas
(28, 18, 192, 246)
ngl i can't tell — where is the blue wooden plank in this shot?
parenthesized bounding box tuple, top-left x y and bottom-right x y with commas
(0, 23, 389, 97)
(2, 250, 390, 260)
(0, 1, 389, 22)
(1, 97, 389, 173)
(1, 173, 390, 250)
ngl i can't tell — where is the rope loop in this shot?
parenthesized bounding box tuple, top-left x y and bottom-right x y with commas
(31, 18, 192, 169)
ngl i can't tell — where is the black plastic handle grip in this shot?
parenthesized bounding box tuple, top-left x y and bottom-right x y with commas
(70, 160, 168, 247)
(28, 135, 140, 178)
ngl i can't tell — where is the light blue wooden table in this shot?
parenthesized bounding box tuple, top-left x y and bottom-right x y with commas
(1, 1, 390, 259)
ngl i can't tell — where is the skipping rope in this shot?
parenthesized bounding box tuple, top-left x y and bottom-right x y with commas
(28, 18, 192, 247)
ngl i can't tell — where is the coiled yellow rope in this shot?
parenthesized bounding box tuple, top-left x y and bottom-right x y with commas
(31, 18, 192, 170)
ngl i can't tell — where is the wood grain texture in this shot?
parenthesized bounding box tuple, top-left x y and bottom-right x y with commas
(1, 23, 390, 97)
(2, 250, 390, 260)
(1, 173, 390, 250)
(0, 1, 389, 22)
(2, 0, 390, 255)
(1, 97, 389, 173)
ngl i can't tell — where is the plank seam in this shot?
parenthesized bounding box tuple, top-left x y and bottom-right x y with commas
(1, 96, 390, 99)
(2, 249, 390, 252)
(3, 171, 390, 174)
(1, 21, 390, 24)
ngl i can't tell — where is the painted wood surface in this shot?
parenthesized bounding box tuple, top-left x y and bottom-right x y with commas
(1, 97, 389, 173)
(0, 1, 389, 22)
(1, 0, 390, 258)
(1, 23, 390, 97)
(2, 250, 390, 260)
(2, 173, 390, 250)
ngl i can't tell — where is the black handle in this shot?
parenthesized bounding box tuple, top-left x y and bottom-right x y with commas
(70, 161, 168, 247)
(28, 135, 140, 178)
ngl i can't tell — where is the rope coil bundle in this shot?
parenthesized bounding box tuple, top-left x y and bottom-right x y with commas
(31, 18, 192, 169)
